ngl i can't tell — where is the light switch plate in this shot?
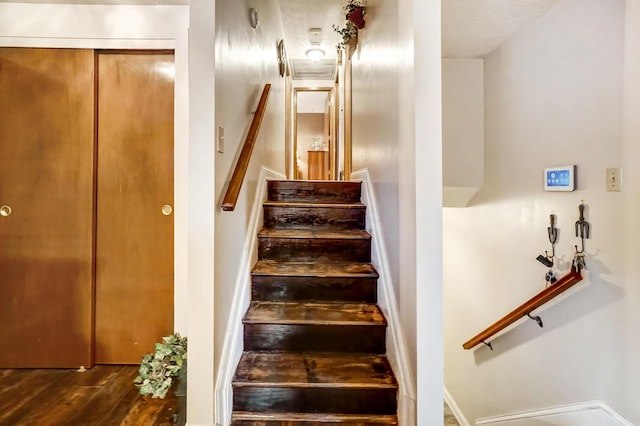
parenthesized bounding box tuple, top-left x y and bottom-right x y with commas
(217, 126, 224, 153)
(607, 167, 621, 191)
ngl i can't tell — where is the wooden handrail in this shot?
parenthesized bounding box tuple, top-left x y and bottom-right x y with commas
(463, 266, 583, 350)
(221, 83, 271, 211)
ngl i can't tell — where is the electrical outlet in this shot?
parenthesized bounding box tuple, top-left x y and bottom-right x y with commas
(607, 167, 621, 192)
(217, 126, 224, 153)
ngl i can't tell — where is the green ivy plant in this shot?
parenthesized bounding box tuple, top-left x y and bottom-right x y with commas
(332, 21, 358, 49)
(134, 333, 187, 399)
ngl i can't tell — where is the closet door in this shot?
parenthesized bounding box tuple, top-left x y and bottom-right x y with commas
(95, 52, 174, 364)
(0, 48, 95, 368)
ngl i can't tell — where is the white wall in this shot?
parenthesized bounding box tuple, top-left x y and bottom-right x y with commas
(622, 0, 640, 418)
(188, 0, 216, 423)
(212, 0, 286, 422)
(442, 59, 484, 207)
(351, 0, 402, 334)
(351, 0, 443, 423)
(292, 79, 334, 88)
(443, 0, 638, 423)
(442, 59, 483, 188)
(413, 0, 444, 423)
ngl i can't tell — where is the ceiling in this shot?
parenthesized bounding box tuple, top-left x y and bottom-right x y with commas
(277, 0, 562, 76)
(278, 0, 344, 62)
(277, 0, 344, 79)
(442, 0, 561, 58)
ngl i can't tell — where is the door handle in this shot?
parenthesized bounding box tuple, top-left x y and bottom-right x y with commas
(0, 205, 11, 217)
(161, 204, 173, 216)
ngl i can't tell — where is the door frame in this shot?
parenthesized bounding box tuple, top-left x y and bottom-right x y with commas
(342, 45, 353, 181)
(292, 86, 337, 180)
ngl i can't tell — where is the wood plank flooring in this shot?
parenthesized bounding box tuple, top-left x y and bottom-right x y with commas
(0, 365, 179, 425)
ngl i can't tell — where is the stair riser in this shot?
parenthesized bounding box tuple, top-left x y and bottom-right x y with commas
(268, 181, 361, 204)
(243, 324, 386, 353)
(233, 387, 397, 415)
(231, 420, 397, 426)
(258, 238, 371, 263)
(264, 206, 366, 230)
(251, 277, 377, 303)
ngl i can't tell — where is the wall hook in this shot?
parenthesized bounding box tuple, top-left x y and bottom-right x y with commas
(575, 203, 590, 239)
(482, 340, 493, 351)
(573, 203, 589, 270)
(527, 313, 544, 328)
(548, 213, 558, 245)
(537, 214, 557, 270)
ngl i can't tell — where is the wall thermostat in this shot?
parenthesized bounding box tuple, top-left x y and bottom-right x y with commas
(544, 165, 576, 191)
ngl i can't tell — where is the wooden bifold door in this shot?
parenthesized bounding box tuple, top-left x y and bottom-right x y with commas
(0, 48, 174, 368)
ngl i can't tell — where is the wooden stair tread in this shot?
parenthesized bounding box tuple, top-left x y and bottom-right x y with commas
(232, 352, 397, 388)
(252, 261, 378, 278)
(263, 201, 366, 209)
(231, 411, 398, 424)
(258, 228, 371, 240)
(243, 302, 386, 325)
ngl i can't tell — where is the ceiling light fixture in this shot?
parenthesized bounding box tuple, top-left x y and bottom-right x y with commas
(306, 48, 325, 62)
(306, 27, 325, 63)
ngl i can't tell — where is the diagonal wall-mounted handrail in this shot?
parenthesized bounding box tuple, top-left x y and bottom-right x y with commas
(221, 83, 271, 212)
(463, 266, 583, 350)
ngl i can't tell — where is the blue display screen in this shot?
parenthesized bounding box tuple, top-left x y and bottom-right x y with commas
(546, 169, 571, 187)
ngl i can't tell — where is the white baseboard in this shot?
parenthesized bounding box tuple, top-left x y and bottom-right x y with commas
(444, 387, 471, 426)
(476, 400, 633, 426)
(351, 168, 417, 425)
(213, 166, 285, 426)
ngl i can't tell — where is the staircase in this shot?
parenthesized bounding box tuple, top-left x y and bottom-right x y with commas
(231, 180, 398, 425)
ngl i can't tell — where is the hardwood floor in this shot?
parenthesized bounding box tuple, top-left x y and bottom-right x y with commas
(0, 365, 180, 425)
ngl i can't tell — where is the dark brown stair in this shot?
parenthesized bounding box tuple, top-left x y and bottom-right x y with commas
(232, 352, 397, 414)
(232, 180, 398, 425)
(268, 181, 362, 204)
(243, 302, 387, 353)
(251, 261, 378, 303)
(258, 228, 372, 263)
(230, 412, 398, 425)
(263, 202, 366, 230)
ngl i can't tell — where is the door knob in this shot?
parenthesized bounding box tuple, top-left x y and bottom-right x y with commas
(161, 204, 173, 216)
(0, 205, 11, 217)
